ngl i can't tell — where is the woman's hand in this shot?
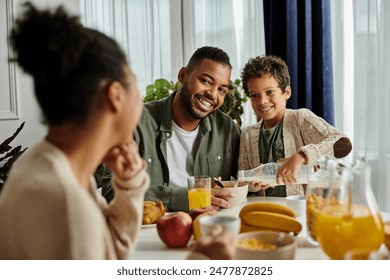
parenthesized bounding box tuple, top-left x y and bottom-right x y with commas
(190, 225, 236, 260)
(276, 152, 307, 185)
(102, 138, 143, 181)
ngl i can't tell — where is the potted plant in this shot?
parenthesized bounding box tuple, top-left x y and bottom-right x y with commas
(143, 78, 247, 126)
(221, 79, 248, 127)
(143, 79, 180, 102)
(0, 122, 27, 192)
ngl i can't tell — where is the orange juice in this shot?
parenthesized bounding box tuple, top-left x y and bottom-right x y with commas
(188, 188, 211, 210)
(306, 193, 339, 243)
(316, 204, 384, 259)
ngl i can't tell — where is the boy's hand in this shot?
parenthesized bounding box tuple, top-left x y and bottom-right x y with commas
(248, 181, 271, 192)
(276, 152, 307, 185)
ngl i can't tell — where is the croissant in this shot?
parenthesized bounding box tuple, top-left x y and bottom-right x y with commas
(142, 200, 166, 225)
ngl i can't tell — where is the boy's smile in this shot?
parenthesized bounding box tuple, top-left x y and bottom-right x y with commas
(259, 106, 273, 112)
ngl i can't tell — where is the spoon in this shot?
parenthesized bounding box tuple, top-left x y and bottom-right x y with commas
(213, 178, 225, 188)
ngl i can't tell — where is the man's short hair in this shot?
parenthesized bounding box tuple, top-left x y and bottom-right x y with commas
(187, 46, 232, 72)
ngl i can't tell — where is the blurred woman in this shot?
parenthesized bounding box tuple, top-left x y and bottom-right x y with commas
(0, 2, 148, 259)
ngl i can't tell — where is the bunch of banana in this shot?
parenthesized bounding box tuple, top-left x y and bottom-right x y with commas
(239, 202, 302, 235)
(142, 200, 166, 225)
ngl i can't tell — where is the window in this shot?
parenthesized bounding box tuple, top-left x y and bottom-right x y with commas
(80, 0, 264, 127)
(331, 0, 390, 211)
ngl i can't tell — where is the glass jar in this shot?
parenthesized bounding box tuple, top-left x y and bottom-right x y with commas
(316, 158, 384, 259)
(305, 156, 338, 246)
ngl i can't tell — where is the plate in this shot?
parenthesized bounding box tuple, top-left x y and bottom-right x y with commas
(141, 223, 157, 228)
(140, 213, 173, 228)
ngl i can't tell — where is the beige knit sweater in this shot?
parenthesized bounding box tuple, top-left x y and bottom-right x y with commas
(0, 140, 150, 259)
(238, 109, 350, 196)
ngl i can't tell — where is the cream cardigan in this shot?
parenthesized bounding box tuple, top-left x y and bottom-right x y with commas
(0, 140, 150, 259)
(238, 109, 350, 196)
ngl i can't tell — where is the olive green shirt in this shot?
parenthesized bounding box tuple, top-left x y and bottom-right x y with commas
(96, 92, 241, 212)
(259, 121, 286, 197)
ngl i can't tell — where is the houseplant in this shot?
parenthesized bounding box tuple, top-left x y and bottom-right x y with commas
(0, 122, 27, 192)
(143, 79, 180, 102)
(143, 78, 247, 126)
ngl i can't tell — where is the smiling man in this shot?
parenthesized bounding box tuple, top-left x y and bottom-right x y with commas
(97, 46, 241, 211)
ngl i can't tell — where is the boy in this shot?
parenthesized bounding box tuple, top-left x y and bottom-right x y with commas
(238, 55, 352, 196)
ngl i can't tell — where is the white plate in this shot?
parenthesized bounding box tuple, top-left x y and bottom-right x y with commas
(141, 223, 157, 228)
(140, 212, 173, 228)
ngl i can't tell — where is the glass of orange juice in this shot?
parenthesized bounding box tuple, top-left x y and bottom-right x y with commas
(187, 176, 211, 210)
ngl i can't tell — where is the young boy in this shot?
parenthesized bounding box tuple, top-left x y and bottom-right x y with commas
(238, 55, 352, 196)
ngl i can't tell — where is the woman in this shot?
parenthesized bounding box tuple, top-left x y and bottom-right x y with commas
(0, 2, 149, 260)
(0, 2, 234, 260)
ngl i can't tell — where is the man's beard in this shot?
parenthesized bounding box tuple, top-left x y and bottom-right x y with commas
(180, 82, 212, 120)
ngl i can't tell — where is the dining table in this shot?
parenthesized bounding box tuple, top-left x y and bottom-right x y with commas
(131, 196, 390, 260)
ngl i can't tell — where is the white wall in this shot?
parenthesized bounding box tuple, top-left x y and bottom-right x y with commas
(0, 0, 80, 150)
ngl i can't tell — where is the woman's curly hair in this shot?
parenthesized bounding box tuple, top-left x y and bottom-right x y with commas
(10, 2, 129, 125)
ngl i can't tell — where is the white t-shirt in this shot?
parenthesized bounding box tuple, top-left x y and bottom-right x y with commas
(166, 121, 200, 188)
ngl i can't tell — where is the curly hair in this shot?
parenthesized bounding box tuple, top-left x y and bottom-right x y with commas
(240, 55, 290, 96)
(186, 46, 232, 73)
(10, 2, 129, 125)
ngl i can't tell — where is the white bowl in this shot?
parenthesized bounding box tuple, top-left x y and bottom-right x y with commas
(235, 231, 297, 260)
(219, 181, 248, 208)
(286, 195, 306, 217)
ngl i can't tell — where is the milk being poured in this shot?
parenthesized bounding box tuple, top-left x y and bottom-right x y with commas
(237, 162, 313, 186)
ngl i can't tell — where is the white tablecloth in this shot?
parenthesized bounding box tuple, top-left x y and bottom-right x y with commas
(131, 196, 390, 260)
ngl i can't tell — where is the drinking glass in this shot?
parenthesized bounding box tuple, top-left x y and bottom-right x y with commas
(187, 176, 211, 210)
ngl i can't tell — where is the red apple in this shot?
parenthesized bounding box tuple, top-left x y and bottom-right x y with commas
(188, 206, 215, 221)
(156, 211, 193, 248)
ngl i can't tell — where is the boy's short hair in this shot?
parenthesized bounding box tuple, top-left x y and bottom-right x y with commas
(241, 55, 291, 96)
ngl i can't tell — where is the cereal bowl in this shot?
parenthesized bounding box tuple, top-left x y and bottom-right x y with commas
(218, 181, 248, 209)
(235, 231, 297, 260)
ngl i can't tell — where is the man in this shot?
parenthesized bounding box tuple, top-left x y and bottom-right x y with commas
(96, 46, 241, 211)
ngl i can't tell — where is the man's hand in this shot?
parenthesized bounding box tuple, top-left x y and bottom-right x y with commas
(210, 188, 235, 209)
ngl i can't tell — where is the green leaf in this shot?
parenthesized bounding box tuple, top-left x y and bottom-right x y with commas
(0, 122, 25, 154)
(154, 79, 171, 89)
(0, 123, 27, 186)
